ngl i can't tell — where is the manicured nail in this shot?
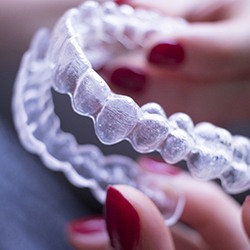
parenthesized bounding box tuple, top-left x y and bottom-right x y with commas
(148, 41, 185, 66)
(110, 67, 147, 92)
(115, 0, 129, 4)
(68, 216, 105, 235)
(139, 156, 183, 175)
(105, 186, 140, 250)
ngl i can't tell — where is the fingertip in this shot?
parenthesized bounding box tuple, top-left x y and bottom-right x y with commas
(105, 185, 175, 250)
(242, 195, 250, 240)
(67, 216, 110, 250)
(105, 185, 140, 250)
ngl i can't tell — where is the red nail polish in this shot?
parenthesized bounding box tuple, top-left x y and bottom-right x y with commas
(148, 41, 185, 66)
(139, 156, 182, 175)
(115, 0, 128, 4)
(105, 186, 140, 250)
(110, 67, 147, 93)
(68, 216, 105, 234)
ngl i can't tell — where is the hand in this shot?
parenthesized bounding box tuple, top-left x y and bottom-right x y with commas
(102, 0, 250, 125)
(66, 158, 250, 250)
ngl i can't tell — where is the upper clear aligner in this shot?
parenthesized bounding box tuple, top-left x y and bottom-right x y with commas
(12, 1, 250, 225)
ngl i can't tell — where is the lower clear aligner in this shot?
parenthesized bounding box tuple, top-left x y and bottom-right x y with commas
(12, 1, 250, 226)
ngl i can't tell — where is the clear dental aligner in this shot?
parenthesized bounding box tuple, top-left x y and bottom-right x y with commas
(12, 1, 250, 224)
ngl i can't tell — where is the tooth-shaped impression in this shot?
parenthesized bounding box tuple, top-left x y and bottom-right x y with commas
(53, 38, 91, 94)
(220, 136, 250, 193)
(131, 113, 169, 153)
(72, 68, 111, 117)
(187, 122, 233, 180)
(161, 128, 192, 164)
(95, 95, 142, 144)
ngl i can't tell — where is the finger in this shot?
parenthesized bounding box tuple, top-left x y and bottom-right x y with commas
(242, 196, 250, 239)
(171, 223, 209, 250)
(115, 0, 237, 21)
(139, 157, 250, 249)
(67, 216, 111, 250)
(105, 185, 175, 250)
(116, 0, 179, 16)
(100, 52, 149, 95)
(180, 179, 249, 250)
(146, 21, 250, 84)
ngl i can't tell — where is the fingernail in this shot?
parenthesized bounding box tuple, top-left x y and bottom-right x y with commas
(148, 41, 185, 66)
(68, 216, 105, 235)
(105, 186, 140, 250)
(115, 0, 129, 4)
(110, 67, 147, 93)
(138, 156, 183, 176)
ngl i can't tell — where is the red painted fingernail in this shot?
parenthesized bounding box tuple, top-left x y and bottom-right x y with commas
(68, 216, 105, 235)
(139, 156, 183, 175)
(148, 41, 185, 66)
(115, 0, 129, 4)
(105, 186, 140, 250)
(110, 67, 147, 93)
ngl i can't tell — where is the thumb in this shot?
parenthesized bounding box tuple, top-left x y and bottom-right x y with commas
(105, 185, 174, 250)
